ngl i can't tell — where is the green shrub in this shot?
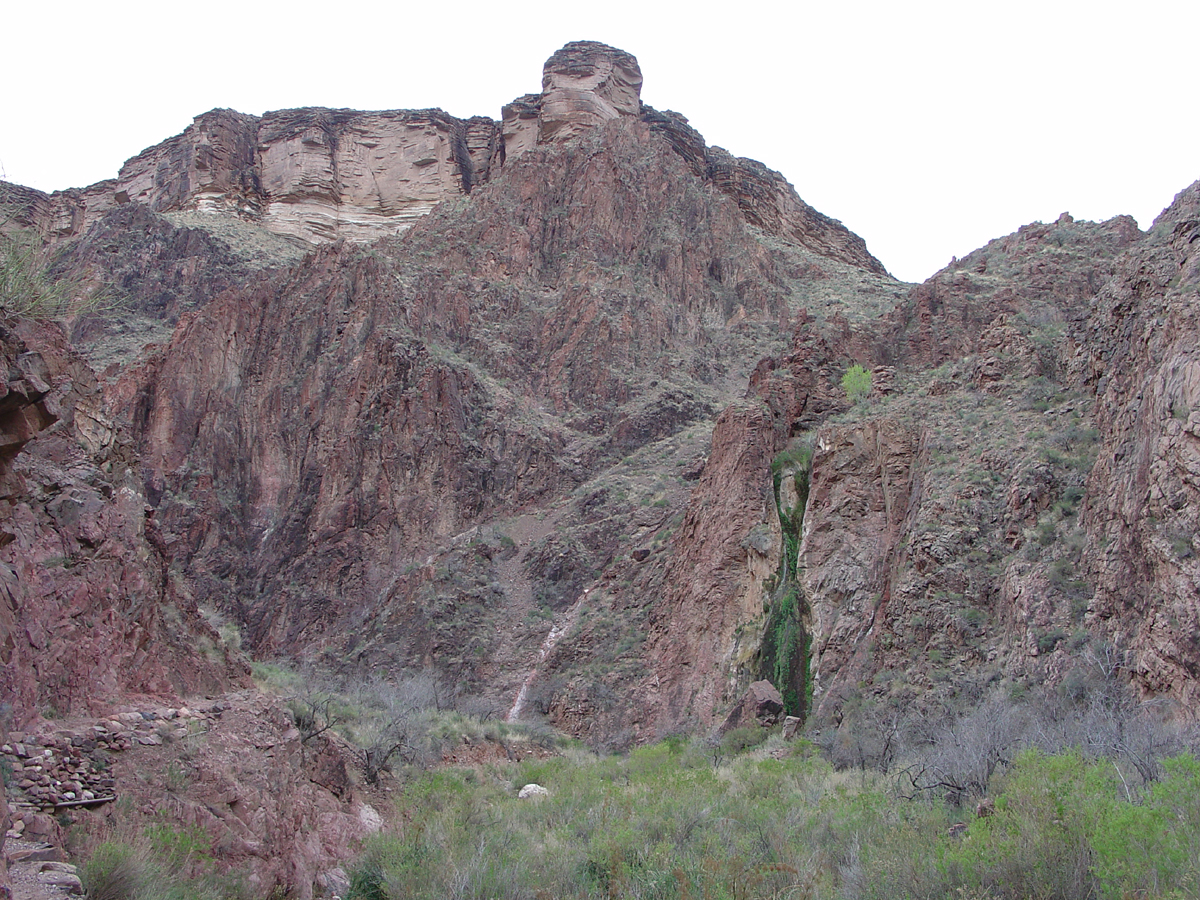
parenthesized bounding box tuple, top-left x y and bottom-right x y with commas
(0, 217, 109, 320)
(841, 363, 873, 405)
(81, 842, 151, 900)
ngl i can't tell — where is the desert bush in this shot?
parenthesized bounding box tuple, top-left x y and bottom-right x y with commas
(0, 208, 110, 320)
(336, 723, 1200, 900)
(82, 841, 151, 900)
(841, 363, 873, 405)
(80, 828, 248, 900)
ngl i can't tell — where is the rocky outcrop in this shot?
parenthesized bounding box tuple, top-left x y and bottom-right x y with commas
(8, 41, 885, 287)
(703, 146, 888, 275)
(498, 43, 887, 275)
(0, 317, 246, 727)
(538, 41, 643, 143)
(637, 206, 1188, 736)
(500, 42, 642, 156)
(115, 111, 798, 694)
(255, 108, 498, 242)
(884, 212, 1140, 371)
(1076, 182, 1200, 704)
(645, 400, 784, 734)
(6, 107, 500, 246)
(1, 696, 384, 900)
(799, 420, 926, 717)
(0, 776, 9, 900)
(719, 680, 785, 733)
(0, 336, 55, 500)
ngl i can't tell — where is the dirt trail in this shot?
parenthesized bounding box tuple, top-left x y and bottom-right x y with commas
(6, 850, 79, 900)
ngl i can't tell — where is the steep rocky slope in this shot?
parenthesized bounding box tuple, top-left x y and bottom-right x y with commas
(640, 194, 1200, 744)
(3, 38, 1200, 900)
(1077, 184, 1200, 704)
(0, 316, 246, 725)
(3, 41, 1198, 761)
(114, 114, 859, 723)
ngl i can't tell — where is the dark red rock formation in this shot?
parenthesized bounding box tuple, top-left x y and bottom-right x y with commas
(115, 113, 798, 689)
(645, 400, 783, 733)
(1075, 182, 1200, 703)
(11, 39, 1197, 750)
(0, 316, 246, 727)
(883, 212, 1140, 370)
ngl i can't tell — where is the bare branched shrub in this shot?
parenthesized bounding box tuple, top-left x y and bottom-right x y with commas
(1033, 643, 1190, 784)
(901, 694, 1029, 804)
(348, 671, 442, 783)
(889, 642, 1192, 808)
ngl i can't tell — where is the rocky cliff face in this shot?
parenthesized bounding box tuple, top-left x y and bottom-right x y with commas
(114, 111, 801, 706)
(0, 316, 245, 727)
(6, 106, 498, 247)
(5, 42, 881, 274)
(3, 40, 1198, 765)
(1077, 182, 1200, 704)
(641, 193, 1200, 742)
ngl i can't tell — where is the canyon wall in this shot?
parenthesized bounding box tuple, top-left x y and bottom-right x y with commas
(0, 317, 246, 727)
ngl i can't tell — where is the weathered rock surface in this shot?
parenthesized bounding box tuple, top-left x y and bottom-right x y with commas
(254, 107, 498, 242)
(538, 41, 643, 144)
(6, 39, 1200, 768)
(114, 110, 798, 703)
(644, 401, 784, 734)
(1076, 182, 1200, 704)
(0, 316, 245, 727)
(1, 757, 9, 900)
(499, 43, 887, 275)
(719, 680, 785, 733)
(4, 106, 499, 247)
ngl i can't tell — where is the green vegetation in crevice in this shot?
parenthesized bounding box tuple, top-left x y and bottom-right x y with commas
(760, 441, 814, 717)
(841, 363, 873, 405)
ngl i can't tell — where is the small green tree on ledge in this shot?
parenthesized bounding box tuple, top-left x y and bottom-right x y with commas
(841, 363, 872, 405)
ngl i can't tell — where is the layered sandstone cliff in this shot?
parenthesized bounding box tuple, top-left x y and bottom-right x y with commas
(6, 107, 499, 246)
(6, 41, 883, 282)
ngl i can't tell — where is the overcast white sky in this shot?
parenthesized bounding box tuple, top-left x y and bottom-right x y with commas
(3, 0, 1196, 283)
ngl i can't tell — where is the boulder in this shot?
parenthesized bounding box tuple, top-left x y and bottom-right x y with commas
(719, 681, 785, 734)
(518, 783, 549, 800)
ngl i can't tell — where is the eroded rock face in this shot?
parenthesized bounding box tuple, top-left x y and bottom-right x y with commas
(116, 117, 793, 693)
(719, 679, 785, 732)
(636, 205, 1199, 736)
(1077, 182, 1200, 704)
(7, 107, 499, 246)
(800, 420, 926, 717)
(0, 317, 246, 727)
(256, 108, 498, 242)
(499, 44, 887, 275)
(18, 39, 1199, 751)
(539, 41, 643, 143)
(0, 783, 9, 900)
(645, 400, 783, 734)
